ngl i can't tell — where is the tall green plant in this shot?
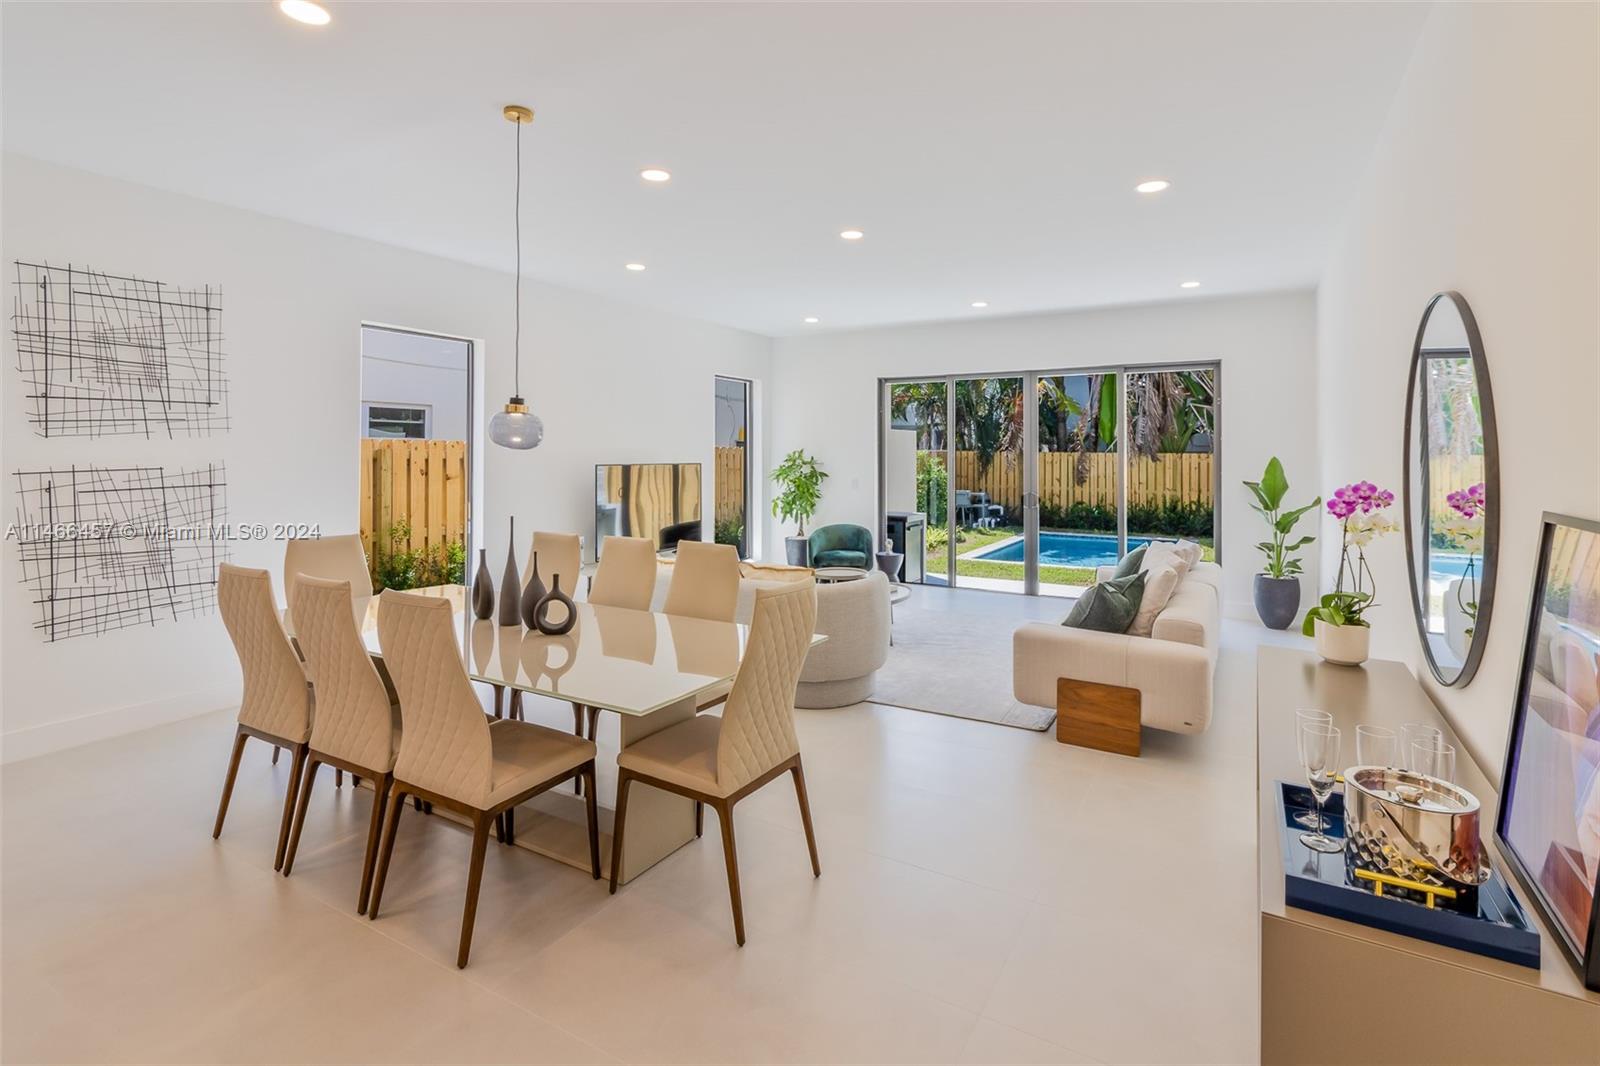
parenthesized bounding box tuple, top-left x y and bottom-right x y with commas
(771, 449, 828, 536)
(1244, 457, 1319, 579)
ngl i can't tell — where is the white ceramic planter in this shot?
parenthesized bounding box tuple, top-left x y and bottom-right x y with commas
(1314, 619, 1371, 666)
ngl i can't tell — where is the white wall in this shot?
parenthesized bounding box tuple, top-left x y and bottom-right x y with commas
(360, 327, 470, 441)
(1315, 2, 1599, 776)
(766, 290, 1320, 615)
(0, 154, 771, 761)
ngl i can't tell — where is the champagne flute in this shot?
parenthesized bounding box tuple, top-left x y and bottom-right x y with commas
(1412, 737, 1457, 783)
(1298, 722, 1344, 854)
(1293, 710, 1333, 828)
(1400, 723, 1441, 771)
(1356, 725, 1399, 767)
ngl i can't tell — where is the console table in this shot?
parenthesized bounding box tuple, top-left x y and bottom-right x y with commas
(1256, 647, 1600, 1064)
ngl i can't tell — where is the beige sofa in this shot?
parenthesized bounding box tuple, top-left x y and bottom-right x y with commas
(1013, 561, 1222, 750)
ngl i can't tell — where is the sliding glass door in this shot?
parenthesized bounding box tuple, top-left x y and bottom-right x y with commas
(880, 363, 1217, 596)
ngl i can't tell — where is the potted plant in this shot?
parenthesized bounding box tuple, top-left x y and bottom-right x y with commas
(1302, 481, 1398, 665)
(771, 449, 828, 566)
(1244, 457, 1320, 629)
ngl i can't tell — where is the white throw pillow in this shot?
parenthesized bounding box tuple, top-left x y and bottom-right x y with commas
(1128, 564, 1182, 638)
(1174, 539, 1203, 569)
(1140, 540, 1193, 582)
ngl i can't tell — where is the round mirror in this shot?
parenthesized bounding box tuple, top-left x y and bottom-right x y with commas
(1403, 292, 1499, 686)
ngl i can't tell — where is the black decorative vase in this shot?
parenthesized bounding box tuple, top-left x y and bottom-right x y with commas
(471, 549, 494, 620)
(498, 518, 522, 627)
(519, 551, 547, 630)
(535, 574, 576, 635)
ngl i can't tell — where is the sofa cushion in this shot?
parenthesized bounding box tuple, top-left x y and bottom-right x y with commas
(1113, 544, 1147, 578)
(814, 549, 868, 569)
(1061, 571, 1146, 633)
(1127, 564, 1182, 638)
(1151, 578, 1220, 656)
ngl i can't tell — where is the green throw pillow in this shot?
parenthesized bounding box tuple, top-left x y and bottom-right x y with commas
(1113, 544, 1147, 578)
(1061, 571, 1147, 633)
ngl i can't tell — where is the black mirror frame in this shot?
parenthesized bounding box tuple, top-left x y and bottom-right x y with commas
(1401, 290, 1500, 687)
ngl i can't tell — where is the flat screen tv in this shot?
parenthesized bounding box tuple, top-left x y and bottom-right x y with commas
(1496, 512, 1600, 991)
(594, 463, 702, 557)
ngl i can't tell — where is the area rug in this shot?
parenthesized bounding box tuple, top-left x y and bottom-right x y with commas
(869, 588, 1061, 731)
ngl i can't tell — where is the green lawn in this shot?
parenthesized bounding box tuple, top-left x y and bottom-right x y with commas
(926, 526, 1214, 587)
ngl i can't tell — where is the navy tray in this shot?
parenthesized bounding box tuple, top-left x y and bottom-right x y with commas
(1275, 781, 1540, 969)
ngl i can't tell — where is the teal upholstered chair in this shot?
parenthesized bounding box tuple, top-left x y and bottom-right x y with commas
(807, 524, 873, 569)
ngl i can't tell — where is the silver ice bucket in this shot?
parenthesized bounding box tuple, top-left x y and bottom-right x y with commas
(1342, 766, 1491, 912)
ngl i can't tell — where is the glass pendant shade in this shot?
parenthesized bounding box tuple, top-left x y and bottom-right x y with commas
(488, 397, 543, 450)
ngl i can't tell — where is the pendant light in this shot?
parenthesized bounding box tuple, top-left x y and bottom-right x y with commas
(489, 104, 544, 450)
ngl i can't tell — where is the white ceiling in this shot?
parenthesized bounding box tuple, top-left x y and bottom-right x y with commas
(1, 2, 1430, 337)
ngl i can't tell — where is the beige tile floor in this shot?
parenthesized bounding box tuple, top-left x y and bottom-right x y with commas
(2, 595, 1296, 1065)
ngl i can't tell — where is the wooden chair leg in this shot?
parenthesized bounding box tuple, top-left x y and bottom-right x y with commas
(716, 803, 746, 946)
(335, 768, 343, 789)
(457, 814, 492, 969)
(281, 757, 321, 876)
(212, 729, 248, 839)
(582, 765, 601, 879)
(571, 702, 585, 736)
(274, 744, 309, 872)
(790, 760, 821, 877)
(272, 745, 281, 765)
(695, 802, 704, 838)
(494, 813, 505, 845)
(492, 684, 504, 719)
(509, 690, 523, 722)
(357, 776, 390, 915)
(608, 772, 634, 894)
(586, 706, 600, 741)
(504, 805, 515, 846)
(367, 786, 407, 920)
(413, 796, 423, 811)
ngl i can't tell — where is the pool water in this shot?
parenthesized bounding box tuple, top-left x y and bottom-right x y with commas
(971, 532, 1154, 568)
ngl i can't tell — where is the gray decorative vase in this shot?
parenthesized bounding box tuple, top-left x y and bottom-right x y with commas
(785, 535, 810, 567)
(519, 551, 547, 630)
(535, 575, 576, 635)
(471, 548, 494, 620)
(498, 518, 522, 627)
(1253, 574, 1301, 630)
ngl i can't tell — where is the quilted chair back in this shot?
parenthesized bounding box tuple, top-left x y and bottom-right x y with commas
(217, 564, 311, 744)
(283, 533, 370, 608)
(715, 579, 817, 791)
(590, 535, 658, 610)
(376, 590, 494, 806)
(663, 540, 741, 622)
(291, 575, 397, 772)
(525, 531, 582, 596)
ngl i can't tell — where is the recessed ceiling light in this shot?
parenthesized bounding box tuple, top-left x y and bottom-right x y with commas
(803, 316, 820, 324)
(1180, 280, 1201, 289)
(971, 301, 989, 309)
(625, 262, 647, 272)
(839, 229, 865, 241)
(278, 0, 331, 25)
(1136, 179, 1171, 194)
(640, 168, 671, 183)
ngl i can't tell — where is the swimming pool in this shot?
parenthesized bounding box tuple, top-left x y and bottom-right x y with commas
(968, 532, 1154, 568)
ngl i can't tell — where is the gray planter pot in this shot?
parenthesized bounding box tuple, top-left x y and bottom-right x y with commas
(1254, 574, 1301, 630)
(785, 536, 810, 567)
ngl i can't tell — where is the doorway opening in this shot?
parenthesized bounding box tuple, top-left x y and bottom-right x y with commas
(715, 375, 753, 558)
(359, 325, 474, 592)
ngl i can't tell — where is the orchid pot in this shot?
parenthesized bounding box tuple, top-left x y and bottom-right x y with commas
(1313, 618, 1371, 667)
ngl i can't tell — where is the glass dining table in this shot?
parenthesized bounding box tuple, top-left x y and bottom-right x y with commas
(286, 584, 824, 883)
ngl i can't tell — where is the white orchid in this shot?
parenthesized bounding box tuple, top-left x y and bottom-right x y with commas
(1435, 512, 1485, 552)
(1345, 510, 1398, 547)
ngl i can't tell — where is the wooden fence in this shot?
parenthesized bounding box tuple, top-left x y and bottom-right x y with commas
(715, 446, 746, 526)
(1429, 455, 1485, 518)
(930, 450, 1214, 515)
(359, 438, 467, 583)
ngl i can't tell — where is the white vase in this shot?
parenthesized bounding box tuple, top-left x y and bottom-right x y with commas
(1314, 619, 1370, 666)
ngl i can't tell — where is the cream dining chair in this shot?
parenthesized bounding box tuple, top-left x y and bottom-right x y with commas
(608, 579, 820, 946)
(505, 531, 585, 726)
(283, 532, 378, 786)
(663, 540, 741, 712)
(367, 589, 601, 969)
(213, 564, 313, 872)
(280, 575, 400, 914)
(575, 535, 663, 741)
(588, 535, 658, 611)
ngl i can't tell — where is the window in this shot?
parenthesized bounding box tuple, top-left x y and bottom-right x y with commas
(363, 402, 431, 439)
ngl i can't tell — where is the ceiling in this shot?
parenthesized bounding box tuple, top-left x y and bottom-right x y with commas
(1, 2, 1431, 337)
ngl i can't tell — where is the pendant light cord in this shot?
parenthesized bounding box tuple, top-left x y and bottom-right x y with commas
(513, 117, 522, 398)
